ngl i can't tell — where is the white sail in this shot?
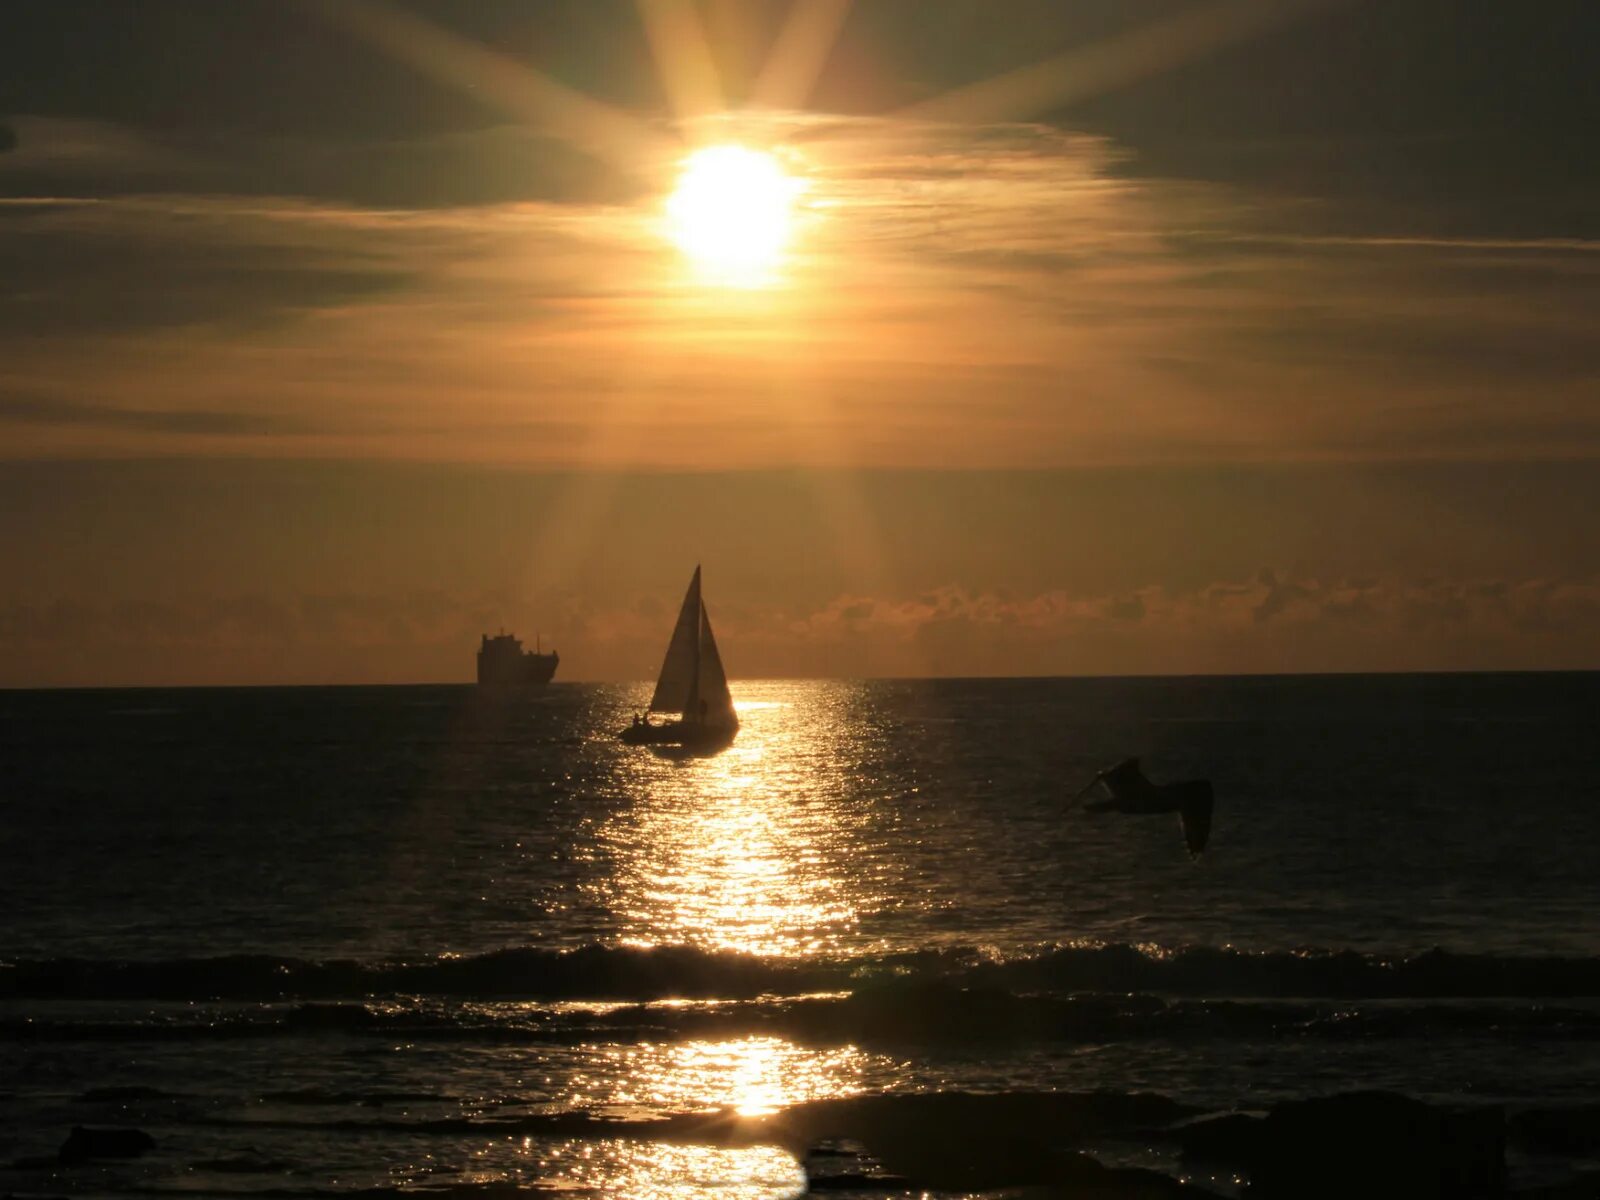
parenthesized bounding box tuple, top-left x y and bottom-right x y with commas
(648, 566, 701, 714)
(693, 604, 737, 730)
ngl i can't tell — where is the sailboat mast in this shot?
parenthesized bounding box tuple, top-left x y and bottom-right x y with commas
(684, 567, 703, 722)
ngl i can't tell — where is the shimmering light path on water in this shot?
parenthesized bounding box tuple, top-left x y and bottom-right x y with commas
(591, 691, 893, 956)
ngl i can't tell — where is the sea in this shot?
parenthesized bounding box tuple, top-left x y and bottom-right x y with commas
(3, 674, 1599, 1198)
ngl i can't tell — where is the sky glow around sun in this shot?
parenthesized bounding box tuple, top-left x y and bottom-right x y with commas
(5, 4, 1600, 685)
(665, 144, 804, 286)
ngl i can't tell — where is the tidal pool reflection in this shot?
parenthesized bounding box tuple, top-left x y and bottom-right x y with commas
(528, 1140, 804, 1199)
(498, 1033, 882, 1197)
(593, 687, 886, 956)
(580, 1035, 872, 1116)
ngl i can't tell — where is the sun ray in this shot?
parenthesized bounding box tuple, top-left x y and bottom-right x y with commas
(750, 0, 856, 112)
(635, 0, 725, 123)
(303, 0, 671, 171)
(899, 0, 1344, 125)
(309, 0, 1336, 670)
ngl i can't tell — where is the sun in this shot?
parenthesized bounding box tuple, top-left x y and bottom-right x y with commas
(665, 144, 804, 285)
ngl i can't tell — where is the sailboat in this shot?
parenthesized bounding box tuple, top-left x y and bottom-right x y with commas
(620, 565, 739, 749)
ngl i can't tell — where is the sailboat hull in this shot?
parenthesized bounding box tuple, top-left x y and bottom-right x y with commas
(619, 720, 736, 750)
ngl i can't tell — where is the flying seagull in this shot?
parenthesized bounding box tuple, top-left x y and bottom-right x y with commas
(1071, 757, 1215, 857)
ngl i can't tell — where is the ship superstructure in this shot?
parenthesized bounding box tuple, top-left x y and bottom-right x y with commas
(477, 632, 558, 686)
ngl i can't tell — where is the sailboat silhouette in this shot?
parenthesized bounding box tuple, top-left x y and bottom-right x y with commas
(620, 566, 738, 750)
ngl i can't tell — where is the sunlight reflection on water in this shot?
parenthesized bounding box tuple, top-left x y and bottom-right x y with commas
(475, 1032, 900, 1196)
(578, 1036, 873, 1116)
(589, 684, 893, 956)
(556, 687, 902, 1193)
(524, 1139, 804, 1199)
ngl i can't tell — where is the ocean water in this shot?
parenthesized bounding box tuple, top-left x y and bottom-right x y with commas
(2, 674, 1599, 1197)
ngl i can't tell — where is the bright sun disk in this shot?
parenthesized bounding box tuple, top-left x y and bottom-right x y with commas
(666, 144, 803, 284)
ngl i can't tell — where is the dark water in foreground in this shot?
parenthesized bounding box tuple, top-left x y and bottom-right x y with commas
(2, 674, 1598, 1197)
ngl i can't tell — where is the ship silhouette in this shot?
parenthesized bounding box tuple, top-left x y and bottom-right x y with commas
(476, 632, 558, 686)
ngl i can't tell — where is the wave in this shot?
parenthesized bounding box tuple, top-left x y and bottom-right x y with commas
(5, 942, 1600, 1004)
(181, 1090, 1600, 1168)
(0, 945, 832, 1002)
(966, 942, 1600, 999)
(6, 986, 1600, 1049)
(190, 1088, 1196, 1149)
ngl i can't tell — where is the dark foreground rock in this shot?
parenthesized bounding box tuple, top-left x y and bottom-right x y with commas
(1511, 1106, 1600, 1155)
(1020, 1152, 1215, 1198)
(1175, 1111, 1266, 1166)
(1509, 1169, 1600, 1200)
(761, 1091, 1191, 1192)
(57, 1126, 156, 1163)
(799, 1140, 913, 1192)
(800, 1143, 1211, 1197)
(1246, 1092, 1504, 1200)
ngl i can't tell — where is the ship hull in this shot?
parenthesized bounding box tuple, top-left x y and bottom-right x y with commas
(473, 640, 556, 684)
(476, 651, 558, 686)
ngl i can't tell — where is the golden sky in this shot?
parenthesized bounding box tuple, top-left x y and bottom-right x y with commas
(2, 0, 1597, 684)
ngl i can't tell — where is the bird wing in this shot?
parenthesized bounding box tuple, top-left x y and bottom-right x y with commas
(1179, 788, 1214, 857)
(1066, 775, 1106, 809)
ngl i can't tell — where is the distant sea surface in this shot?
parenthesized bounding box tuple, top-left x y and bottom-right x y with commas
(3, 675, 1599, 1197)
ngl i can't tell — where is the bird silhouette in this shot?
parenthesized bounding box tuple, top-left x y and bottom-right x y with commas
(1071, 757, 1214, 857)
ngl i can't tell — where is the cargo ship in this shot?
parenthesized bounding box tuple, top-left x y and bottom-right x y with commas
(477, 632, 558, 686)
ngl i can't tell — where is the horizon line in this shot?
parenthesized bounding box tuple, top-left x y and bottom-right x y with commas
(6, 665, 1598, 694)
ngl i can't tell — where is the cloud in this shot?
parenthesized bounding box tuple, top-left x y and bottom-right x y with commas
(0, 113, 1596, 466)
(0, 193, 414, 335)
(0, 117, 185, 178)
(0, 117, 645, 210)
(753, 573, 1600, 676)
(5, 571, 1599, 686)
(0, 396, 320, 437)
(1252, 568, 1313, 624)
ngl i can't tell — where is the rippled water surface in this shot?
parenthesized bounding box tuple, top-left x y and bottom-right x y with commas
(3, 674, 1599, 1196)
